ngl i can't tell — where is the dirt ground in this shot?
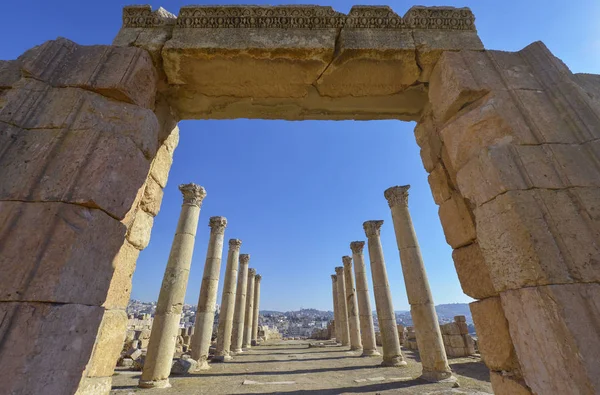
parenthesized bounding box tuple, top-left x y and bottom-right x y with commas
(111, 340, 493, 394)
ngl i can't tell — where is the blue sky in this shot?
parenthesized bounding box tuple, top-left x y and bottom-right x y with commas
(2, 1, 598, 311)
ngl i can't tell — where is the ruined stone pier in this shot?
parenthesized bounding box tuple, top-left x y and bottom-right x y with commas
(214, 239, 242, 362)
(139, 184, 206, 388)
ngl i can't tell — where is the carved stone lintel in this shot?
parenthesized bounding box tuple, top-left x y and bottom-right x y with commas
(122, 5, 177, 28)
(255, 275, 262, 283)
(363, 220, 384, 238)
(209, 216, 227, 234)
(335, 266, 344, 275)
(384, 185, 410, 208)
(229, 239, 242, 250)
(331, 274, 337, 282)
(350, 241, 365, 254)
(239, 254, 250, 265)
(248, 268, 257, 276)
(179, 183, 207, 207)
(342, 256, 352, 267)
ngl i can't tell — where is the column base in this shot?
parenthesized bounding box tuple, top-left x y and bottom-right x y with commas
(350, 346, 363, 352)
(251, 340, 259, 346)
(361, 349, 381, 357)
(381, 356, 408, 367)
(420, 370, 456, 382)
(193, 359, 211, 371)
(138, 378, 171, 389)
(212, 354, 233, 362)
(231, 348, 243, 354)
(242, 344, 251, 349)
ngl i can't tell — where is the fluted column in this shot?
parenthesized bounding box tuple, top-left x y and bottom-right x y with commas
(139, 184, 206, 389)
(334, 266, 351, 346)
(363, 220, 407, 367)
(251, 275, 262, 345)
(214, 239, 242, 362)
(243, 268, 256, 348)
(190, 216, 227, 369)
(231, 254, 250, 353)
(350, 241, 381, 357)
(343, 256, 363, 351)
(331, 274, 341, 343)
(385, 185, 453, 381)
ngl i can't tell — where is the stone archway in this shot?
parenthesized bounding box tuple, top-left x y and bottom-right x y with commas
(0, 4, 599, 395)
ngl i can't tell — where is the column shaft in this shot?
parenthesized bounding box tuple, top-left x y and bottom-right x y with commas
(140, 184, 206, 389)
(331, 275, 341, 343)
(343, 257, 363, 351)
(350, 242, 380, 357)
(364, 220, 407, 367)
(214, 239, 241, 362)
(251, 275, 262, 345)
(190, 216, 227, 369)
(230, 255, 249, 353)
(243, 269, 256, 348)
(385, 186, 452, 381)
(334, 267, 351, 346)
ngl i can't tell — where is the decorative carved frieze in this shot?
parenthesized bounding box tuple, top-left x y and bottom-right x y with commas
(123, 5, 476, 31)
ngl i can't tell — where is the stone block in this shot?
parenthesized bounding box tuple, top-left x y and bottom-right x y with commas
(464, 335, 476, 354)
(501, 283, 600, 395)
(74, 377, 112, 395)
(428, 163, 453, 205)
(127, 348, 143, 360)
(448, 335, 465, 349)
(414, 116, 442, 173)
(489, 372, 532, 395)
(0, 60, 21, 88)
(140, 176, 164, 217)
(20, 38, 157, 109)
(0, 302, 104, 395)
(127, 209, 155, 250)
(84, 309, 128, 377)
(469, 297, 519, 371)
(103, 241, 140, 309)
(452, 242, 497, 299)
(0, 201, 127, 305)
(438, 192, 476, 248)
(150, 142, 174, 189)
(476, 188, 600, 292)
(443, 323, 461, 336)
(171, 358, 198, 375)
(457, 322, 469, 335)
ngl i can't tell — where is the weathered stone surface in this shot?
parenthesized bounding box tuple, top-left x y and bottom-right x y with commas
(75, 377, 113, 395)
(576, 73, 600, 105)
(501, 283, 600, 395)
(452, 242, 497, 299)
(127, 209, 155, 250)
(140, 176, 164, 217)
(414, 111, 442, 173)
(0, 302, 104, 395)
(150, 142, 175, 189)
(438, 192, 476, 249)
(489, 372, 532, 395)
(84, 310, 128, 377)
(20, 38, 157, 109)
(0, 201, 125, 305)
(427, 164, 452, 205)
(476, 188, 600, 292)
(171, 358, 198, 375)
(103, 241, 140, 309)
(0, 60, 21, 88)
(469, 297, 519, 371)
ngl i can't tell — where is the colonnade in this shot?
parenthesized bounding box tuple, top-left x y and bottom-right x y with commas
(139, 184, 263, 388)
(329, 185, 453, 381)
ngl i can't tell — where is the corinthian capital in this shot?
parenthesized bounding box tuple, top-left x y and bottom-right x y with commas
(239, 254, 250, 265)
(209, 216, 227, 234)
(363, 220, 384, 238)
(342, 256, 352, 267)
(350, 241, 365, 254)
(255, 274, 262, 283)
(334, 266, 344, 275)
(229, 239, 242, 250)
(248, 268, 256, 276)
(179, 183, 206, 207)
(384, 185, 410, 208)
(331, 274, 337, 282)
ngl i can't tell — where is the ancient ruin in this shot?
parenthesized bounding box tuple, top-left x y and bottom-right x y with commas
(0, 3, 598, 394)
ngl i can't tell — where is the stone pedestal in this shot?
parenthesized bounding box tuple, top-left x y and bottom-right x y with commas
(251, 275, 262, 346)
(343, 256, 363, 351)
(243, 269, 257, 348)
(213, 239, 242, 362)
(334, 266, 351, 346)
(350, 241, 380, 357)
(190, 216, 227, 370)
(363, 220, 407, 367)
(331, 274, 341, 343)
(385, 185, 453, 381)
(139, 184, 206, 388)
(230, 254, 250, 353)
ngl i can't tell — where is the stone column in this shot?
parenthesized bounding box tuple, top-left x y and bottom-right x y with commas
(213, 239, 242, 362)
(343, 256, 363, 351)
(243, 268, 257, 348)
(334, 266, 351, 347)
(331, 274, 341, 343)
(231, 254, 250, 353)
(190, 216, 227, 369)
(363, 220, 407, 367)
(139, 184, 206, 388)
(385, 185, 453, 381)
(350, 241, 380, 357)
(251, 275, 262, 345)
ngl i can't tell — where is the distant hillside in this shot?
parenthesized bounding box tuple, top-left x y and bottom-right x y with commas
(435, 303, 472, 323)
